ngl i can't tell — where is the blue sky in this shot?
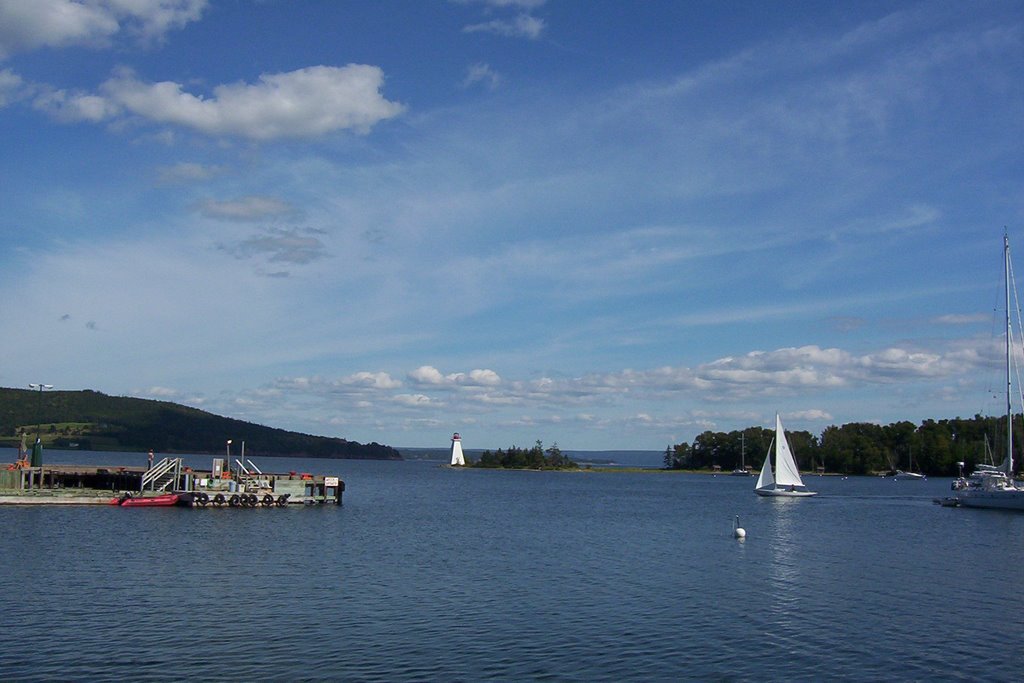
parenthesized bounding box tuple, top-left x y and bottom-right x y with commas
(1, 0, 1022, 452)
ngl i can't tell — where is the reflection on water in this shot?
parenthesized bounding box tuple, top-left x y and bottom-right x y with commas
(765, 497, 803, 624)
(2, 455, 1024, 680)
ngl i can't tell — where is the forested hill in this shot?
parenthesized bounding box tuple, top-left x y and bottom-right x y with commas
(0, 388, 401, 460)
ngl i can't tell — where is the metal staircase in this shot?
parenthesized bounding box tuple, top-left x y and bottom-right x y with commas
(235, 458, 271, 491)
(141, 457, 183, 492)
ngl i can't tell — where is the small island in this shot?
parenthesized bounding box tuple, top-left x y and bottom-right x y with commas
(469, 440, 578, 470)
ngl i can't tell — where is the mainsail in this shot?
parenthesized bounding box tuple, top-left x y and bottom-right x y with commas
(773, 414, 805, 488)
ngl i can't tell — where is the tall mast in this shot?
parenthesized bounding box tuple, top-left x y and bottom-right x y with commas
(1006, 232, 1013, 475)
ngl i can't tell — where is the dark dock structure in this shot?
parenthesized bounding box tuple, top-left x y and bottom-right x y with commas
(1, 455, 344, 507)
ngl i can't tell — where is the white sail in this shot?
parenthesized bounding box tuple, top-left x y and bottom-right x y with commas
(774, 414, 805, 488)
(755, 438, 774, 490)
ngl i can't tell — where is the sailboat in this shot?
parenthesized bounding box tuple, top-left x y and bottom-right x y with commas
(755, 414, 817, 497)
(951, 233, 1024, 510)
(893, 447, 925, 480)
(731, 432, 751, 475)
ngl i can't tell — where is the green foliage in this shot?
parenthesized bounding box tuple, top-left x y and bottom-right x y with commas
(0, 387, 401, 460)
(670, 414, 1024, 476)
(470, 440, 579, 470)
(684, 427, 776, 471)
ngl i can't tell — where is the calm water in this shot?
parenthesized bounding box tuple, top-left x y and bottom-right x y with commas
(2, 451, 1023, 682)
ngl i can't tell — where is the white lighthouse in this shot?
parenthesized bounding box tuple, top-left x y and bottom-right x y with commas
(450, 432, 466, 466)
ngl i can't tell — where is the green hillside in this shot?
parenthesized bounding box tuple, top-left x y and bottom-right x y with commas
(0, 388, 401, 460)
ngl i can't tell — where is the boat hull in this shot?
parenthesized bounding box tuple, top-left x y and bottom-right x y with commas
(755, 487, 817, 497)
(118, 493, 180, 507)
(956, 491, 1024, 511)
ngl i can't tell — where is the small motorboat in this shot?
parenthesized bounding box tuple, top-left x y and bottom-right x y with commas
(117, 492, 180, 507)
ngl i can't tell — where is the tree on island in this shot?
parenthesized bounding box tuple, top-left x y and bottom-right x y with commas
(471, 440, 578, 470)
(663, 445, 681, 470)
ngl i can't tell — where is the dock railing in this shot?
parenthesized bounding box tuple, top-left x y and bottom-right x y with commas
(141, 457, 182, 492)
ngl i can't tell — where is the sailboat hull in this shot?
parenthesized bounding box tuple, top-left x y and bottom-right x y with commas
(756, 487, 818, 498)
(956, 490, 1024, 510)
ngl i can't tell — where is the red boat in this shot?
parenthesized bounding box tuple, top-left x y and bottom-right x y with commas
(116, 492, 181, 507)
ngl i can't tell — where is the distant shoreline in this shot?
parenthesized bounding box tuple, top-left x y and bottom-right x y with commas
(448, 464, 887, 476)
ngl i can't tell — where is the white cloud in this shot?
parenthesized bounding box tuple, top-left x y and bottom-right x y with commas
(408, 365, 446, 385)
(854, 347, 951, 379)
(694, 344, 971, 393)
(0, 0, 120, 57)
(32, 86, 122, 121)
(113, 0, 208, 43)
(464, 14, 544, 40)
(90, 64, 405, 139)
(462, 63, 501, 90)
(0, 0, 207, 58)
(408, 365, 502, 387)
(32, 64, 405, 139)
(0, 67, 23, 106)
(340, 372, 402, 390)
(467, 369, 501, 386)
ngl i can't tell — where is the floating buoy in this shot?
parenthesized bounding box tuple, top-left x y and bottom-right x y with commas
(733, 515, 746, 539)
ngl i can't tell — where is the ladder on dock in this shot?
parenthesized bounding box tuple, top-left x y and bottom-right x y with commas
(141, 457, 183, 492)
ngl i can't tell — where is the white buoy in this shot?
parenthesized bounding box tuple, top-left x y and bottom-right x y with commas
(449, 432, 466, 466)
(733, 515, 746, 539)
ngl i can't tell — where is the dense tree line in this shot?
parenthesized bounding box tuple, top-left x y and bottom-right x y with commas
(0, 387, 402, 460)
(665, 414, 1019, 476)
(471, 440, 578, 470)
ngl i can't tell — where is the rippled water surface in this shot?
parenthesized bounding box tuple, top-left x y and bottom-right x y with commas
(2, 454, 1024, 681)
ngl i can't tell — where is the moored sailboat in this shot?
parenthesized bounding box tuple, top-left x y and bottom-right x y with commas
(755, 414, 817, 497)
(950, 233, 1024, 510)
(894, 448, 925, 480)
(730, 432, 751, 475)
